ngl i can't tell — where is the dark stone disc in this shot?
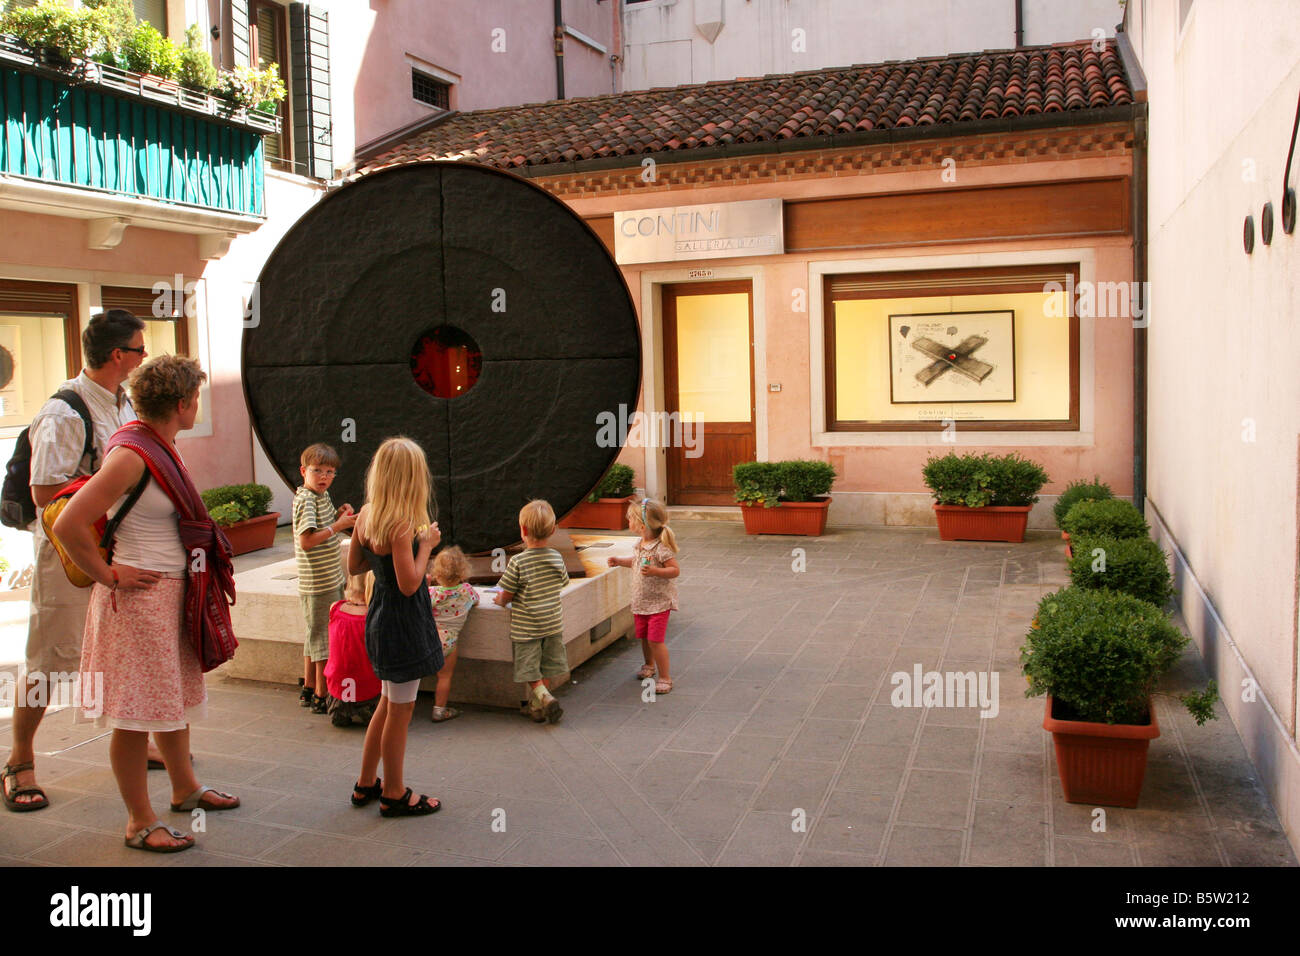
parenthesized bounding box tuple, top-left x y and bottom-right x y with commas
(242, 162, 641, 553)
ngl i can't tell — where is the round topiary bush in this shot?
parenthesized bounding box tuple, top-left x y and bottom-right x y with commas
(1021, 587, 1186, 725)
(921, 452, 1049, 507)
(1053, 477, 1113, 528)
(1067, 534, 1174, 606)
(1059, 497, 1149, 539)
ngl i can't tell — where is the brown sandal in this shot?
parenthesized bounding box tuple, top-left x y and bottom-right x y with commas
(2, 761, 48, 812)
(654, 678, 673, 695)
(636, 663, 656, 680)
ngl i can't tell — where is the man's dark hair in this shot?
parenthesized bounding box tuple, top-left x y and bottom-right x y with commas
(83, 309, 146, 369)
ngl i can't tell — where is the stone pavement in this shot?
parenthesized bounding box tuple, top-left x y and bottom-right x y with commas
(1, 521, 1295, 866)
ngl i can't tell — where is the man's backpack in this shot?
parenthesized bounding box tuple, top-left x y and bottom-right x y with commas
(1, 389, 96, 530)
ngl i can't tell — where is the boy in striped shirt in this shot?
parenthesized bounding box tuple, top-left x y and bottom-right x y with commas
(494, 500, 569, 724)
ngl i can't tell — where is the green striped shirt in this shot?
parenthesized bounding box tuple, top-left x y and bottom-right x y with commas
(499, 547, 569, 641)
(292, 486, 344, 594)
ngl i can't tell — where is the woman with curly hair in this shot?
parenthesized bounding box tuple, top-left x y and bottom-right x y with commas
(54, 355, 239, 853)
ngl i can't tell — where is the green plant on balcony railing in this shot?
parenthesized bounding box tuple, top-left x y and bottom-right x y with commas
(1, 0, 111, 62)
(117, 18, 179, 78)
(177, 24, 217, 92)
(215, 62, 286, 113)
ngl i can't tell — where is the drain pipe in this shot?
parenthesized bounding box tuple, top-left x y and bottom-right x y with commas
(1117, 26, 1149, 512)
(1014, 0, 1024, 46)
(554, 0, 566, 100)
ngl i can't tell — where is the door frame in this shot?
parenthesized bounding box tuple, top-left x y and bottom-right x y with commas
(635, 265, 769, 504)
(662, 279, 755, 505)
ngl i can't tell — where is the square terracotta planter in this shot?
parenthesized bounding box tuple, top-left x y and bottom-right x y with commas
(933, 503, 1031, 543)
(1044, 696, 1160, 808)
(558, 496, 633, 531)
(739, 498, 830, 536)
(219, 512, 280, 556)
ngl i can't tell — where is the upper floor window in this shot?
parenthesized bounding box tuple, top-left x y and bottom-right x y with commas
(251, 0, 291, 168)
(132, 0, 166, 32)
(412, 69, 450, 110)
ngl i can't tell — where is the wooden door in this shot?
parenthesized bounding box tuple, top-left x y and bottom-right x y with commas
(663, 281, 755, 505)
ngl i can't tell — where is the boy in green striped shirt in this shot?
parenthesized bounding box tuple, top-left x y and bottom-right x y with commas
(494, 500, 569, 724)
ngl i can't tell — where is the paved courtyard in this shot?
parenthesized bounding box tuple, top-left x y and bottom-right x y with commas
(1, 520, 1295, 867)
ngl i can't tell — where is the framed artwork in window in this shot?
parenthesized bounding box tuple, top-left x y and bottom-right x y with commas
(887, 309, 1016, 404)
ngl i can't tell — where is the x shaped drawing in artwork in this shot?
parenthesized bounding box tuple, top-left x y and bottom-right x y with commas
(911, 335, 994, 386)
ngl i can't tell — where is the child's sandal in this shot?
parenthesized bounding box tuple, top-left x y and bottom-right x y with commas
(351, 777, 382, 807)
(378, 787, 440, 817)
(655, 678, 673, 695)
(636, 663, 656, 680)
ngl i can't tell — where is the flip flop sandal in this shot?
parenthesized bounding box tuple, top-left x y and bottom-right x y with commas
(636, 664, 656, 680)
(2, 761, 48, 812)
(147, 753, 195, 771)
(379, 787, 441, 817)
(351, 777, 382, 807)
(430, 706, 460, 722)
(124, 822, 194, 853)
(170, 785, 240, 812)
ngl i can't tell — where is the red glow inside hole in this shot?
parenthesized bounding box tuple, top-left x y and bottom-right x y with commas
(410, 326, 482, 399)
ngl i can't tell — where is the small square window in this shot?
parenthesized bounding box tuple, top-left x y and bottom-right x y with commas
(412, 70, 450, 109)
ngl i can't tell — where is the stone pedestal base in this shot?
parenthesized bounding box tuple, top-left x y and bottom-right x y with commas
(222, 535, 637, 709)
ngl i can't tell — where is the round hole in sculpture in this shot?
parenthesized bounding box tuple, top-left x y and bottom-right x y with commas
(410, 325, 482, 399)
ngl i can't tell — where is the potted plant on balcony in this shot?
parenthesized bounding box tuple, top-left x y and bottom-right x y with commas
(1053, 476, 1111, 544)
(215, 61, 286, 114)
(1021, 587, 1218, 808)
(2, 0, 110, 67)
(734, 460, 835, 536)
(117, 18, 179, 89)
(558, 464, 635, 530)
(922, 452, 1048, 543)
(201, 483, 279, 556)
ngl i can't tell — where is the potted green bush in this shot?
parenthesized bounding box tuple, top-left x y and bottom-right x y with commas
(921, 452, 1048, 543)
(1054, 476, 1111, 543)
(1021, 587, 1217, 808)
(1059, 497, 1148, 545)
(734, 460, 835, 536)
(1066, 534, 1175, 606)
(200, 483, 279, 556)
(558, 464, 636, 531)
(2, 0, 111, 65)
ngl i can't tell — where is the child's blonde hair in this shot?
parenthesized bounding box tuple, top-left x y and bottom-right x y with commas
(343, 570, 369, 604)
(628, 497, 677, 552)
(364, 436, 433, 547)
(430, 546, 471, 586)
(519, 500, 556, 541)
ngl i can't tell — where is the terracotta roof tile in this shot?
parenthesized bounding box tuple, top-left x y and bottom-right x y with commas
(359, 41, 1133, 174)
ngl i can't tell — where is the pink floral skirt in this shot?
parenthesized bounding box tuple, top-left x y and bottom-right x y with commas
(77, 577, 206, 731)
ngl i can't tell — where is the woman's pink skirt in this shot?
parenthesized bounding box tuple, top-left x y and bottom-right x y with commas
(77, 577, 206, 731)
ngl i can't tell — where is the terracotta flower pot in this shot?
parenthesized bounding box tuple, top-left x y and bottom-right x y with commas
(558, 496, 633, 531)
(1044, 695, 1159, 808)
(739, 498, 831, 536)
(932, 503, 1031, 543)
(218, 512, 280, 556)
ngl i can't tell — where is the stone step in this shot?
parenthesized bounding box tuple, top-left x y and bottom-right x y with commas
(667, 505, 741, 522)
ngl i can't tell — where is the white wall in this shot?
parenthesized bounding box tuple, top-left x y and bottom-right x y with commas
(1130, 0, 1300, 852)
(622, 0, 1122, 88)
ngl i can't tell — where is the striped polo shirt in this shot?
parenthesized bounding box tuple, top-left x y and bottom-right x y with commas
(498, 547, 569, 641)
(292, 486, 344, 594)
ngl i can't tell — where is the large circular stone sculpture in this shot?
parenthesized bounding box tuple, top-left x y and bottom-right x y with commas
(242, 162, 641, 554)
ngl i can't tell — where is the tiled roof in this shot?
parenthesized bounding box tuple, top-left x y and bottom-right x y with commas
(359, 41, 1133, 174)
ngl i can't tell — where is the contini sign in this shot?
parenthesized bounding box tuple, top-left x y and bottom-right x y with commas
(614, 198, 783, 264)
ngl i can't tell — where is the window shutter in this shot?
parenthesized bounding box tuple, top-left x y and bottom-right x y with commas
(289, 3, 332, 180)
(230, 0, 251, 68)
(132, 0, 167, 30)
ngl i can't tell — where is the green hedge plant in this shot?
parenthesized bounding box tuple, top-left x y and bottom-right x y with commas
(921, 452, 1049, 508)
(1067, 534, 1175, 607)
(733, 460, 835, 507)
(588, 463, 635, 502)
(1053, 477, 1112, 528)
(1060, 498, 1148, 539)
(118, 19, 180, 78)
(1021, 587, 1216, 725)
(2, 0, 111, 61)
(176, 24, 217, 91)
(201, 483, 274, 524)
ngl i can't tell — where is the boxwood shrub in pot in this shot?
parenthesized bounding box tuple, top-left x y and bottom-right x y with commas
(1059, 498, 1149, 539)
(1066, 534, 1175, 607)
(1021, 587, 1218, 807)
(921, 452, 1048, 543)
(558, 463, 637, 531)
(200, 483, 279, 556)
(1053, 477, 1112, 529)
(734, 460, 835, 535)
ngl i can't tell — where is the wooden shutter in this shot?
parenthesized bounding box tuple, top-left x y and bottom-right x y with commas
(251, 2, 289, 165)
(230, 0, 251, 68)
(290, 3, 332, 180)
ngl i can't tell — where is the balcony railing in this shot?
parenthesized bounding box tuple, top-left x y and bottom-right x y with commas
(0, 35, 275, 218)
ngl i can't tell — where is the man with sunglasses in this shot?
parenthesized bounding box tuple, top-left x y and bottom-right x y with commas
(3, 310, 158, 812)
